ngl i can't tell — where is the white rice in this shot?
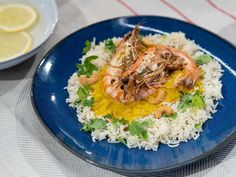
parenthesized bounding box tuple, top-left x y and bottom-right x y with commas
(66, 32, 223, 151)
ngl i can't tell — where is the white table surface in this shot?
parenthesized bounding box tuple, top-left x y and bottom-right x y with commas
(0, 0, 236, 176)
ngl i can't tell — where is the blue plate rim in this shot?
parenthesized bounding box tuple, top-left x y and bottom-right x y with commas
(31, 15, 236, 174)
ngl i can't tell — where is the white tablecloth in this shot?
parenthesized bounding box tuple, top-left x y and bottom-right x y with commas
(0, 0, 236, 176)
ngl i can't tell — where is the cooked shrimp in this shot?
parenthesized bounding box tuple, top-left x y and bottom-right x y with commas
(103, 26, 146, 102)
(111, 26, 146, 70)
(170, 48, 201, 88)
(154, 106, 173, 118)
(102, 26, 200, 103)
(128, 45, 201, 89)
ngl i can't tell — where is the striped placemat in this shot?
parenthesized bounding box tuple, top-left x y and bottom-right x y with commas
(0, 0, 235, 176)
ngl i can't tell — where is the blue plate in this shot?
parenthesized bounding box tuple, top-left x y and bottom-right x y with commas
(32, 16, 236, 175)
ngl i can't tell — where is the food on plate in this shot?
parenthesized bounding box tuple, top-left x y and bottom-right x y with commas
(0, 3, 37, 61)
(66, 26, 223, 150)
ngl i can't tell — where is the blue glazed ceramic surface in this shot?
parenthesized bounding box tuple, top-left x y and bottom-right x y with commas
(32, 16, 236, 174)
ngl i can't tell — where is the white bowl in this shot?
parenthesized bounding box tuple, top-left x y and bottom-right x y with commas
(0, 0, 58, 70)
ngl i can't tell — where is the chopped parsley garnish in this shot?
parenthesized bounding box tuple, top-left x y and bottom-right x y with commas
(81, 118, 106, 132)
(117, 137, 126, 145)
(75, 86, 94, 107)
(103, 114, 128, 127)
(128, 119, 153, 140)
(104, 39, 116, 53)
(76, 55, 98, 77)
(178, 92, 205, 110)
(76, 85, 90, 99)
(195, 54, 212, 65)
(163, 112, 177, 119)
(104, 114, 113, 119)
(140, 119, 154, 127)
(111, 118, 128, 127)
(82, 40, 92, 54)
(82, 97, 94, 107)
(191, 94, 205, 109)
(194, 123, 202, 129)
(129, 121, 148, 140)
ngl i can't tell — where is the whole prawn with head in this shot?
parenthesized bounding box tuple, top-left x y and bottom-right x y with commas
(102, 26, 147, 103)
(103, 26, 201, 103)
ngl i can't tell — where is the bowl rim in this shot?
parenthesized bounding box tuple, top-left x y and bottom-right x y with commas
(0, 0, 58, 65)
(31, 15, 236, 175)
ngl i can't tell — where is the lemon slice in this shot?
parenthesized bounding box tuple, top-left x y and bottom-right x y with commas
(0, 31, 32, 61)
(0, 4, 37, 32)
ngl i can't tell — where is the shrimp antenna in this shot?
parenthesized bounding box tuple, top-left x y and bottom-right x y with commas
(131, 19, 147, 30)
(131, 19, 146, 31)
(137, 19, 147, 26)
(132, 19, 147, 31)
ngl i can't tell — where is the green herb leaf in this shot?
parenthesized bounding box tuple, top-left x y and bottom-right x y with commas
(82, 97, 94, 107)
(84, 55, 99, 77)
(75, 86, 94, 107)
(192, 93, 205, 109)
(195, 54, 212, 65)
(90, 119, 106, 129)
(140, 119, 154, 127)
(103, 114, 128, 127)
(81, 118, 106, 132)
(177, 94, 192, 110)
(74, 99, 82, 105)
(163, 112, 177, 119)
(128, 121, 148, 140)
(117, 137, 126, 145)
(76, 64, 84, 76)
(76, 86, 90, 100)
(171, 112, 177, 119)
(104, 114, 113, 119)
(111, 119, 122, 127)
(104, 39, 116, 53)
(74, 97, 94, 107)
(76, 55, 98, 77)
(84, 55, 98, 64)
(194, 123, 202, 129)
(76, 64, 86, 76)
(178, 92, 205, 110)
(82, 40, 92, 54)
(111, 118, 128, 127)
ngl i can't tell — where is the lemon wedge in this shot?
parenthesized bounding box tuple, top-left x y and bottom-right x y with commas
(0, 31, 32, 61)
(0, 4, 37, 32)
